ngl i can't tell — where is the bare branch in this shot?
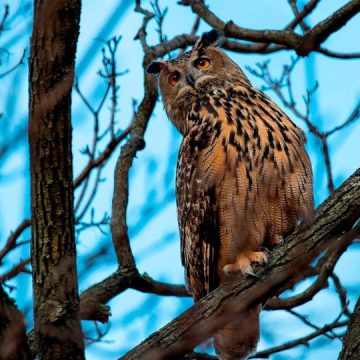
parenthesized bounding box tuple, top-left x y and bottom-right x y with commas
(110, 0, 159, 268)
(331, 273, 351, 317)
(317, 47, 360, 59)
(285, 308, 338, 339)
(0, 258, 31, 283)
(78, 269, 188, 323)
(119, 169, 360, 359)
(110, 73, 157, 267)
(179, 0, 301, 49)
(151, 0, 168, 43)
(134, 0, 155, 51)
(0, 4, 9, 34)
(73, 126, 132, 188)
(266, 220, 355, 310)
(179, 0, 360, 57)
(325, 101, 360, 137)
(299, 0, 360, 55)
(252, 319, 347, 358)
(0, 219, 31, 263)
(0, 49, 26, 78)
(131, 273, 189, 297)
(286, 0, 320, 32)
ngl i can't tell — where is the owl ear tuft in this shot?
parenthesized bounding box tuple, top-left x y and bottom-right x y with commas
(147, 60, 166, 74)
(194, 29, 224, 50)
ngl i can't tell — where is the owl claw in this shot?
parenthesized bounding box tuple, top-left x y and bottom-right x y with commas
(261, 253, 268, 264)
(223, 262, 253, 275)
(223, 251, 267, 277)
(246, 270, 259, 279)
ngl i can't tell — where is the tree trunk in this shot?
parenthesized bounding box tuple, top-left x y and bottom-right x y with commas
(339, 294, 360, 360)
(28, 0, 84, 359)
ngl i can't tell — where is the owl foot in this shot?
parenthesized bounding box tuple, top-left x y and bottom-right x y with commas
(223, 251, 267, 276)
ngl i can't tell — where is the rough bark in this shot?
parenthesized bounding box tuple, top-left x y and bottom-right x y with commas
(0, 286, 31, 360)
(28, 0, 84, 359)
(111, 54, 158, 268)
(120, 168, 360, 360)
(339, 294, 360, 359)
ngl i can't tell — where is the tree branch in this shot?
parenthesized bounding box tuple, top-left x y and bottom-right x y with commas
(0, 219, 31, 263)
(298, 0, 360, 55)
(339, 293, 360, 359)
(265, 234, 348, 310)
(286, 0, 320, 32)
(119, 169, 360, 359)
(252, 319, 347, 358)
(0, 258, 31, 283)
(179, 0, 360, 57)
(179, 0, 301, 49)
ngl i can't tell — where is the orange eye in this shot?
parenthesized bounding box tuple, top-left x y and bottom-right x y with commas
(169, 72, 180, 86)
(194, 57, 210, 70)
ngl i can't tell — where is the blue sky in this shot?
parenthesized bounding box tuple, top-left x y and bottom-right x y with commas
(0, 0, 360, 359)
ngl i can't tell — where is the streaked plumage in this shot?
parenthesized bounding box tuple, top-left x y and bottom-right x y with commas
(148, 30, 314, 360)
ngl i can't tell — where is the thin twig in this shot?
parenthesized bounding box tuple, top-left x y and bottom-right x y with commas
(0, 4, 9, 34)
(0, 49, 26, 78)
(0, 220, 31, 263)
(286, 0, 320, 32)
(251, 320, 347, 358)
(0, 258, 31, 283)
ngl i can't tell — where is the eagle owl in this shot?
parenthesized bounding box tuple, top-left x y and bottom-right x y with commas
(148, 30, 314, 360)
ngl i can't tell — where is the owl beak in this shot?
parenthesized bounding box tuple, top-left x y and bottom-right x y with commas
(185, 73, 195, 87)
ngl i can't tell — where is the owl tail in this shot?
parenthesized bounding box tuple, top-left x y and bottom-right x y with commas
(213, 305, 260, 360)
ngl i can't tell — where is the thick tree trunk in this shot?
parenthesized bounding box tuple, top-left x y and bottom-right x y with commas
(339, 294, 360, 360)
(28, 0, 84, 359)
(0, 286, 31, 360)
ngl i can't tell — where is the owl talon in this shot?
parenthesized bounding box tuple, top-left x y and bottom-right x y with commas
(247, 251, 267, 265)
(246, 270, 259, 279)
(262, 254, 268, 264)
(223, 251, 267, 276)
(223, 262, 253, 275)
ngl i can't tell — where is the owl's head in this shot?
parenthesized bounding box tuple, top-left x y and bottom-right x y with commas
(147, 30, 249, 133)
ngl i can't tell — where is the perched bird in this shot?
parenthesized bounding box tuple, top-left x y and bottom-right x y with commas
(147, 30, 314, 359)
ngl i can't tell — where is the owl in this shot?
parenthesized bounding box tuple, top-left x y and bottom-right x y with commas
(148, 30, 314, 360)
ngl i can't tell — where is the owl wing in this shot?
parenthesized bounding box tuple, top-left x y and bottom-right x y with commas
(176, 124, 220, 301)
(217, 85, 314, 248)
(246, 89, 315, 225)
